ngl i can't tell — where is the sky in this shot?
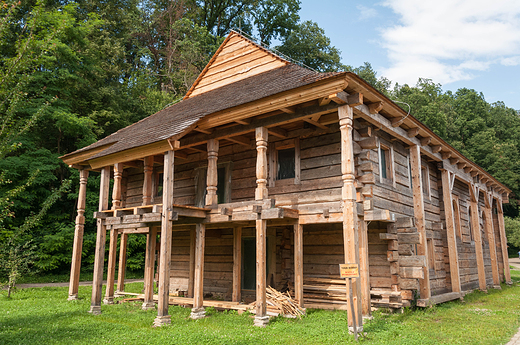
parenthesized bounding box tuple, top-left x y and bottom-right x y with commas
(297, 0, 520, 110)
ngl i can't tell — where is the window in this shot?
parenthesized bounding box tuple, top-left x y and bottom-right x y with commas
(421, 164, 430, 198)
(452, 196, 462, 239)
(155, 172, 163, 197)
(378, 139, 394, 184)
(194, 163, 232, 207)
(427, 239, 435, 270)
(467, 205, 474, 242)
(269, 138, 300, 186)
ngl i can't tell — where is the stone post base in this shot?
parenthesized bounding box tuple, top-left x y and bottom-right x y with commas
(348, 325, 363, 334)
(190, 307, 206, 320)
(153, 315, 171, 327)
(89, 306, 101, 315)
(507, 281, 513, 286)
(114, 290, 125, 298)
(142, 302, 155, 310)
(254, 315, 269, 327)
(67, 294, 78, 301)
(493, 285, 502, 290)
(103, 297, 114, 305)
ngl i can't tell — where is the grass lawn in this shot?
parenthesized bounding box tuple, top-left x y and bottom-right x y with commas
(2, 269, 520, 345)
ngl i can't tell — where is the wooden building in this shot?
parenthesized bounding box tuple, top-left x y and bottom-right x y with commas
(61, 31, 512, 328)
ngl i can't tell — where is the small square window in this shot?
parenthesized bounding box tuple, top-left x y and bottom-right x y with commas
(277, 148, 295, 180)
(269, 138, 300, 187)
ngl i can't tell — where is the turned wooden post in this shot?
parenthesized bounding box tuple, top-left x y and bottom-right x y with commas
(191, 223, 206, 319)
(103, 228, 118, 304)
(409, 144, 431, 299)
(154, 150, 174, 326)
(232, 226, 242, 303)
(338, 105, 363, 331)
(497, 199, 512, 284)
(68, 169, 89, 300)
(294, 223, 303, 308)
(484, 193, 500, 288)
(112, 163, 123, 209)
(116, 233, 128, 295)
(440, 169, 461, 293)
(469, 185, 486, 291)
(143, 226, 158, 310)
(89, 166, 110, 314)
(205, 139, 219, 207)
(143, 156, 153, 205)
(255, 127, 268, 200)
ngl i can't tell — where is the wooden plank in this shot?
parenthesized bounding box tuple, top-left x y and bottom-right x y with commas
(484, 203, 500, 287)
(469, 186, 486, 291)
(497, 200, 512, 284)
(399, 256, 426, 267)
(192, 223, 206, 315)
(142, 227, 157, 309)
(364, 210, 395, 222)
(409, 145, 431, 299)
(103, 228, 118, 304)
(116, 233, 128, 294)
(399, 267, 424, 279)
(295, 223, 304, 307)
(256, 219, 267, 320)
(416, 292, 461, 307)
(89, 166, 110, 314)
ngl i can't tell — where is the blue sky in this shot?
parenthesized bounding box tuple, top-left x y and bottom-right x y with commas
(297, 0, 520, 110)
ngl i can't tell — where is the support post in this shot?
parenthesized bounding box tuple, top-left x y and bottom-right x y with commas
(188, 227, 196, 298)
(232, 226, 242, 303)
(154, 150, 174, 327)
(191, 223, 206, 319)
(68, 169, 89, 300)
(254, 218, 268, 327)
(497, 199, 512, 284)
(89, 166, 110, 314)
(469, 185, 486, 291)
(112, 163, 123, 209)
(115, 233, 128, 296)
(143, 226, 158, 310)
(409, 144, 431, 299)
(294, 223, 303, 308)
(255, 127, 268, 200)
(440, 169, 461, 293)
(143, 156, 153, 205)
(338, 105, 362, 331)
(359, 219, 370, 316)
(205, 139, 219, 207)
(103, 228, 118, 304)
(484, 193, 500, 288)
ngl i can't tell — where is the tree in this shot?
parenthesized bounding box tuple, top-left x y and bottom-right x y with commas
(275, 20, 347, 72)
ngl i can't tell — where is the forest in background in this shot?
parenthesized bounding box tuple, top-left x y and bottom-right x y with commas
(1, 0, 519, 281)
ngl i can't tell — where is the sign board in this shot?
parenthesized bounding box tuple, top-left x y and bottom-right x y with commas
(339, 263, 359, 278)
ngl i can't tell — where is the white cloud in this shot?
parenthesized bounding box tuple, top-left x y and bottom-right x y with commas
(379, 0, 520, 85)
(357, 5, 378, 20)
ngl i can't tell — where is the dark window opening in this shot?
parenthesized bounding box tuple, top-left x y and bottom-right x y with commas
(242, 237, 270, 290)
(277, 148, 295, 180)
(156, 173, 163, 197)
(380, 146, 388, 179)
(217, 167, 226, 204)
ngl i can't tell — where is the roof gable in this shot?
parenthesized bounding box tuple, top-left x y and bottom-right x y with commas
(184, 31, 289, 99)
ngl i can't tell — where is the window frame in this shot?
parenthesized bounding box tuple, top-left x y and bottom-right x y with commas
(452, 194, 462, 239)
(269, 138, 300, 187)
(421, 162, 431, 200)
(194, 162, 232, 207)
(378, 138, 395, 186)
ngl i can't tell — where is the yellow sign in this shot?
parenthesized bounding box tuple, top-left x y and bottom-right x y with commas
(339, 263, 359, 278)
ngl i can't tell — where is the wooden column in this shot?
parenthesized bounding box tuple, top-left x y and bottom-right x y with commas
(338, 105, 362, 331)
(440, 169, 461, 293)
(68, 169, 89, 300)
(191, 223, 206, 319)
(89, 166, 110, 314)
(154, 150, 174, 326)
(359, 219, 370, 316)
(115, 233, 128, 295)
(294, 223, 303, 308)
(497, 199, 512, 284)
(112, 163, 123, 209)
(143, 226, 158, 310)
(205, 139, 219, 207)
(469, 185, 486, 291)
(143, 156, 153, 205)
(484, 193, 500, 288)
(232, 226, 242, 303)
(188, 227, 196, 298)
(254, 218, 268, 327)
(409, 145, 430, 299)
(103, 228, 118, 304)
(255, 127, 268, 200)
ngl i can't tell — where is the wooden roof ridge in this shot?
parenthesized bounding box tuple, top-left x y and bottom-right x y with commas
(183, 30, 294, 99)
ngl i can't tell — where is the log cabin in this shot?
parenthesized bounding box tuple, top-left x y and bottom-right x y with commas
(60, 31, 512, 329)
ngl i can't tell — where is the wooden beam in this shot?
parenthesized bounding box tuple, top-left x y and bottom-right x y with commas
(431, 145, 442, 153)
(420, 137, 432, 146)
(188, 227, 196, 298)
(449, 158, 459, 165)
(279, 107, 295, 114)
(116, 233, 128, 295)
(103, 228, 118, 305)
(410, 145, 430, 299)
(318, 96, 332, 106)
(440, 170, 461, 293)
(154, 150, 174, 326)
(407, 127, 420, 138)
(89, 166, 110, 314)
(347, 93, 363, 106)
(441, 152, 451, 160)
(367, 102, 384, 114)
(304, 117, 329, 130)
(391, 117, 404, 127)
(232, 226, 242, 302)
(254, 219, 268, 327)
(457, 163, 467, 170)
(267, 127, 288, 139)
(484, 195, 500, 287)
(194, 126, 212, 134)
(330, 91, 348, 104)
(235, 118, 251, 125)
(190, 223, 206, 319)
(359, 219, 370, 317)
(294, 223, 303, 308)
(142, 227, 157, 310)
(496, 200, 512, 284)
(68, 169, 89, 300)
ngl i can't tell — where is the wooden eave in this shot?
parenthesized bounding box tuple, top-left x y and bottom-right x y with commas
(343, 72, 511, 195)
(60, 143, 115, 167)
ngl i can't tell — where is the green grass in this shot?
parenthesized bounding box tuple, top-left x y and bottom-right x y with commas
(2, 270, 520, 345)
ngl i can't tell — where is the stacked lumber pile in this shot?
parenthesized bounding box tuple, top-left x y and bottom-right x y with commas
(251, 286, 305, 318)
